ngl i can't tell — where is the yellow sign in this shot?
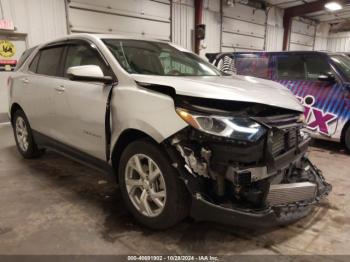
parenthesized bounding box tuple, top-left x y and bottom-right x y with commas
(0, 40, 15, 58)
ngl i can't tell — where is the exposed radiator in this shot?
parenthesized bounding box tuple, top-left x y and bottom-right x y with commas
(267, 182, 317, 206)
(271, 128, 300, 157)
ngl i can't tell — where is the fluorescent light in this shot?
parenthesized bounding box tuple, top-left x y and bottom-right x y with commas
(325, 2, 343, 11)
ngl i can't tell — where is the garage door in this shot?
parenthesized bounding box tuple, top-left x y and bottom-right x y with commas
(221, 3, 266, 52)
(67, 0, 171, 41)
(288, 18, 316, 51)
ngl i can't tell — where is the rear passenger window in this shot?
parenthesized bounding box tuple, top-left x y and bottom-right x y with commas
(37, 46, 64, 76)
(16, 47, 37, 71)
(304, 55, 332, 80)
(64, 44, 109, 77)
(235, 56, 269, 78)
(28, 53, 40, 73)
(276, 55, 305, 80)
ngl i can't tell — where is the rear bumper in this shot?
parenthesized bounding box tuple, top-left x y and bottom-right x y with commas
(190, 160, 332, 228)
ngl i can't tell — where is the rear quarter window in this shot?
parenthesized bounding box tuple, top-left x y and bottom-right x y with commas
(15, 46, 37, 71)
(28, 52, 40, 73)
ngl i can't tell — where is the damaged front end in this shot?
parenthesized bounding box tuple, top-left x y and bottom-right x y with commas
(164, 96, 332, 227)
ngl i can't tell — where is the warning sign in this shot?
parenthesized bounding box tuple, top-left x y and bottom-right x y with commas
(0, 40, 16, 58)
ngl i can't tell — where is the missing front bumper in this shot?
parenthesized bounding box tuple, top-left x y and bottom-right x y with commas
(190, 160, 332, 227)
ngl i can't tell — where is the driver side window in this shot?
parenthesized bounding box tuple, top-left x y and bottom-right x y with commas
(304, 55, 332, 81)
(276, 55, 306, 80)
(63, 44, 110, 77)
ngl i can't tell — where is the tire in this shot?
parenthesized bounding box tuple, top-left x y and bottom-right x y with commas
(344, 126, 350, 153)
(13, 110, 42, 159)
(118, 139, 190, 229)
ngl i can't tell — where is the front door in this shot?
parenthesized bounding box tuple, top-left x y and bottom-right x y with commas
(0, 34, 27, 122)
(52, 41, 113, 160)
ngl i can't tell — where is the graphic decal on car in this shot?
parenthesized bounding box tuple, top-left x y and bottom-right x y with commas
(297, 95, 337, 136)
(278, 80, 348, 138)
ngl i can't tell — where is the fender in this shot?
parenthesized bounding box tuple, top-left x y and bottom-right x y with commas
(136, 81, 176, 98)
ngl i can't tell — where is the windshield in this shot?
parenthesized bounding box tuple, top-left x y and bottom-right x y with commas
(103, 39, 222, 76)
(330, 54, 350, 81)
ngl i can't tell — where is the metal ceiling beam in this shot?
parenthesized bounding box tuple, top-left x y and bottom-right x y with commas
(284, 0, 330, 17)
(321, 16, 350, 23)
(269, 0, 303, 8)
(282, 0, 350, 50)
(307, 7, 350, 17)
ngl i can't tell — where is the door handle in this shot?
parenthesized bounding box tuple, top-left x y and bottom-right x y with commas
(22, 78, 29, 84)
(55, 85, 65, 93)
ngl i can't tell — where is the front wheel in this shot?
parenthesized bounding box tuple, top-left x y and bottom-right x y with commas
(118, 139, 190, 229)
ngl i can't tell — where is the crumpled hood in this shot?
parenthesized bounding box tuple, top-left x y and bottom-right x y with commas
(131, 74, 303, 112)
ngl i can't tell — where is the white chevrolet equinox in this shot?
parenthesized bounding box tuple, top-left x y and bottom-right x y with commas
(8, 34, 331, 229)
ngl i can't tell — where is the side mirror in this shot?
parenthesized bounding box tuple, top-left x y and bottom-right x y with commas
(67, 65, 114, 84)
(318, 73, 335, 83)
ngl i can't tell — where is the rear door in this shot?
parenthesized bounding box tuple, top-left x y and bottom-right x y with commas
(273, 53, 339, 138)
(51, 41, 113, 160)
(18, 44, 65, 136)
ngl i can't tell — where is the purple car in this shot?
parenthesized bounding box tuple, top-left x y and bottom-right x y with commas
(207, 51, 350, 152)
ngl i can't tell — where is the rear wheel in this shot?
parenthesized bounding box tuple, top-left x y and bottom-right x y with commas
(13, 110, 42, 158)
(118, 139, 190, 229)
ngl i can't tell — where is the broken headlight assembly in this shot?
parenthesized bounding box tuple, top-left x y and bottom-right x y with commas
(176, 108, 266, 142)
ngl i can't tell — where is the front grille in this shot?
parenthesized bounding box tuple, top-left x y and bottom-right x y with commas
(256, 114, 301, 129)
(271, 128, 300, 157)
(254, 113, 304, 158)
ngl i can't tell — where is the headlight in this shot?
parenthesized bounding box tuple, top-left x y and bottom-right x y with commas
(176, 108, 266, 142)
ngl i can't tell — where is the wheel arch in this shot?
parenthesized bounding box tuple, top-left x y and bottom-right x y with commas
(341, 119, 350, 145)
(111, 128, 159, 179)
(10, 103, 24, 125)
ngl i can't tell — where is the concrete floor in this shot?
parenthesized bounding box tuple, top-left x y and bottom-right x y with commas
(0, 123, 350, 256)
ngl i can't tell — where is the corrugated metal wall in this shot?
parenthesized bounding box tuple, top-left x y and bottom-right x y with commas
(314, 23, 330, 51)
(265, 7, 284, 51)
(172, 0, 194, 50)
(327, 31, 350, 52)
(0, 0, 67, 47)
(67, 0, 171, 40)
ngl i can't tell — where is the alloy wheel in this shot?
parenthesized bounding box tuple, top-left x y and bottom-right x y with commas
(125, 154, 167, 217)
(15, 116, 29, 152)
